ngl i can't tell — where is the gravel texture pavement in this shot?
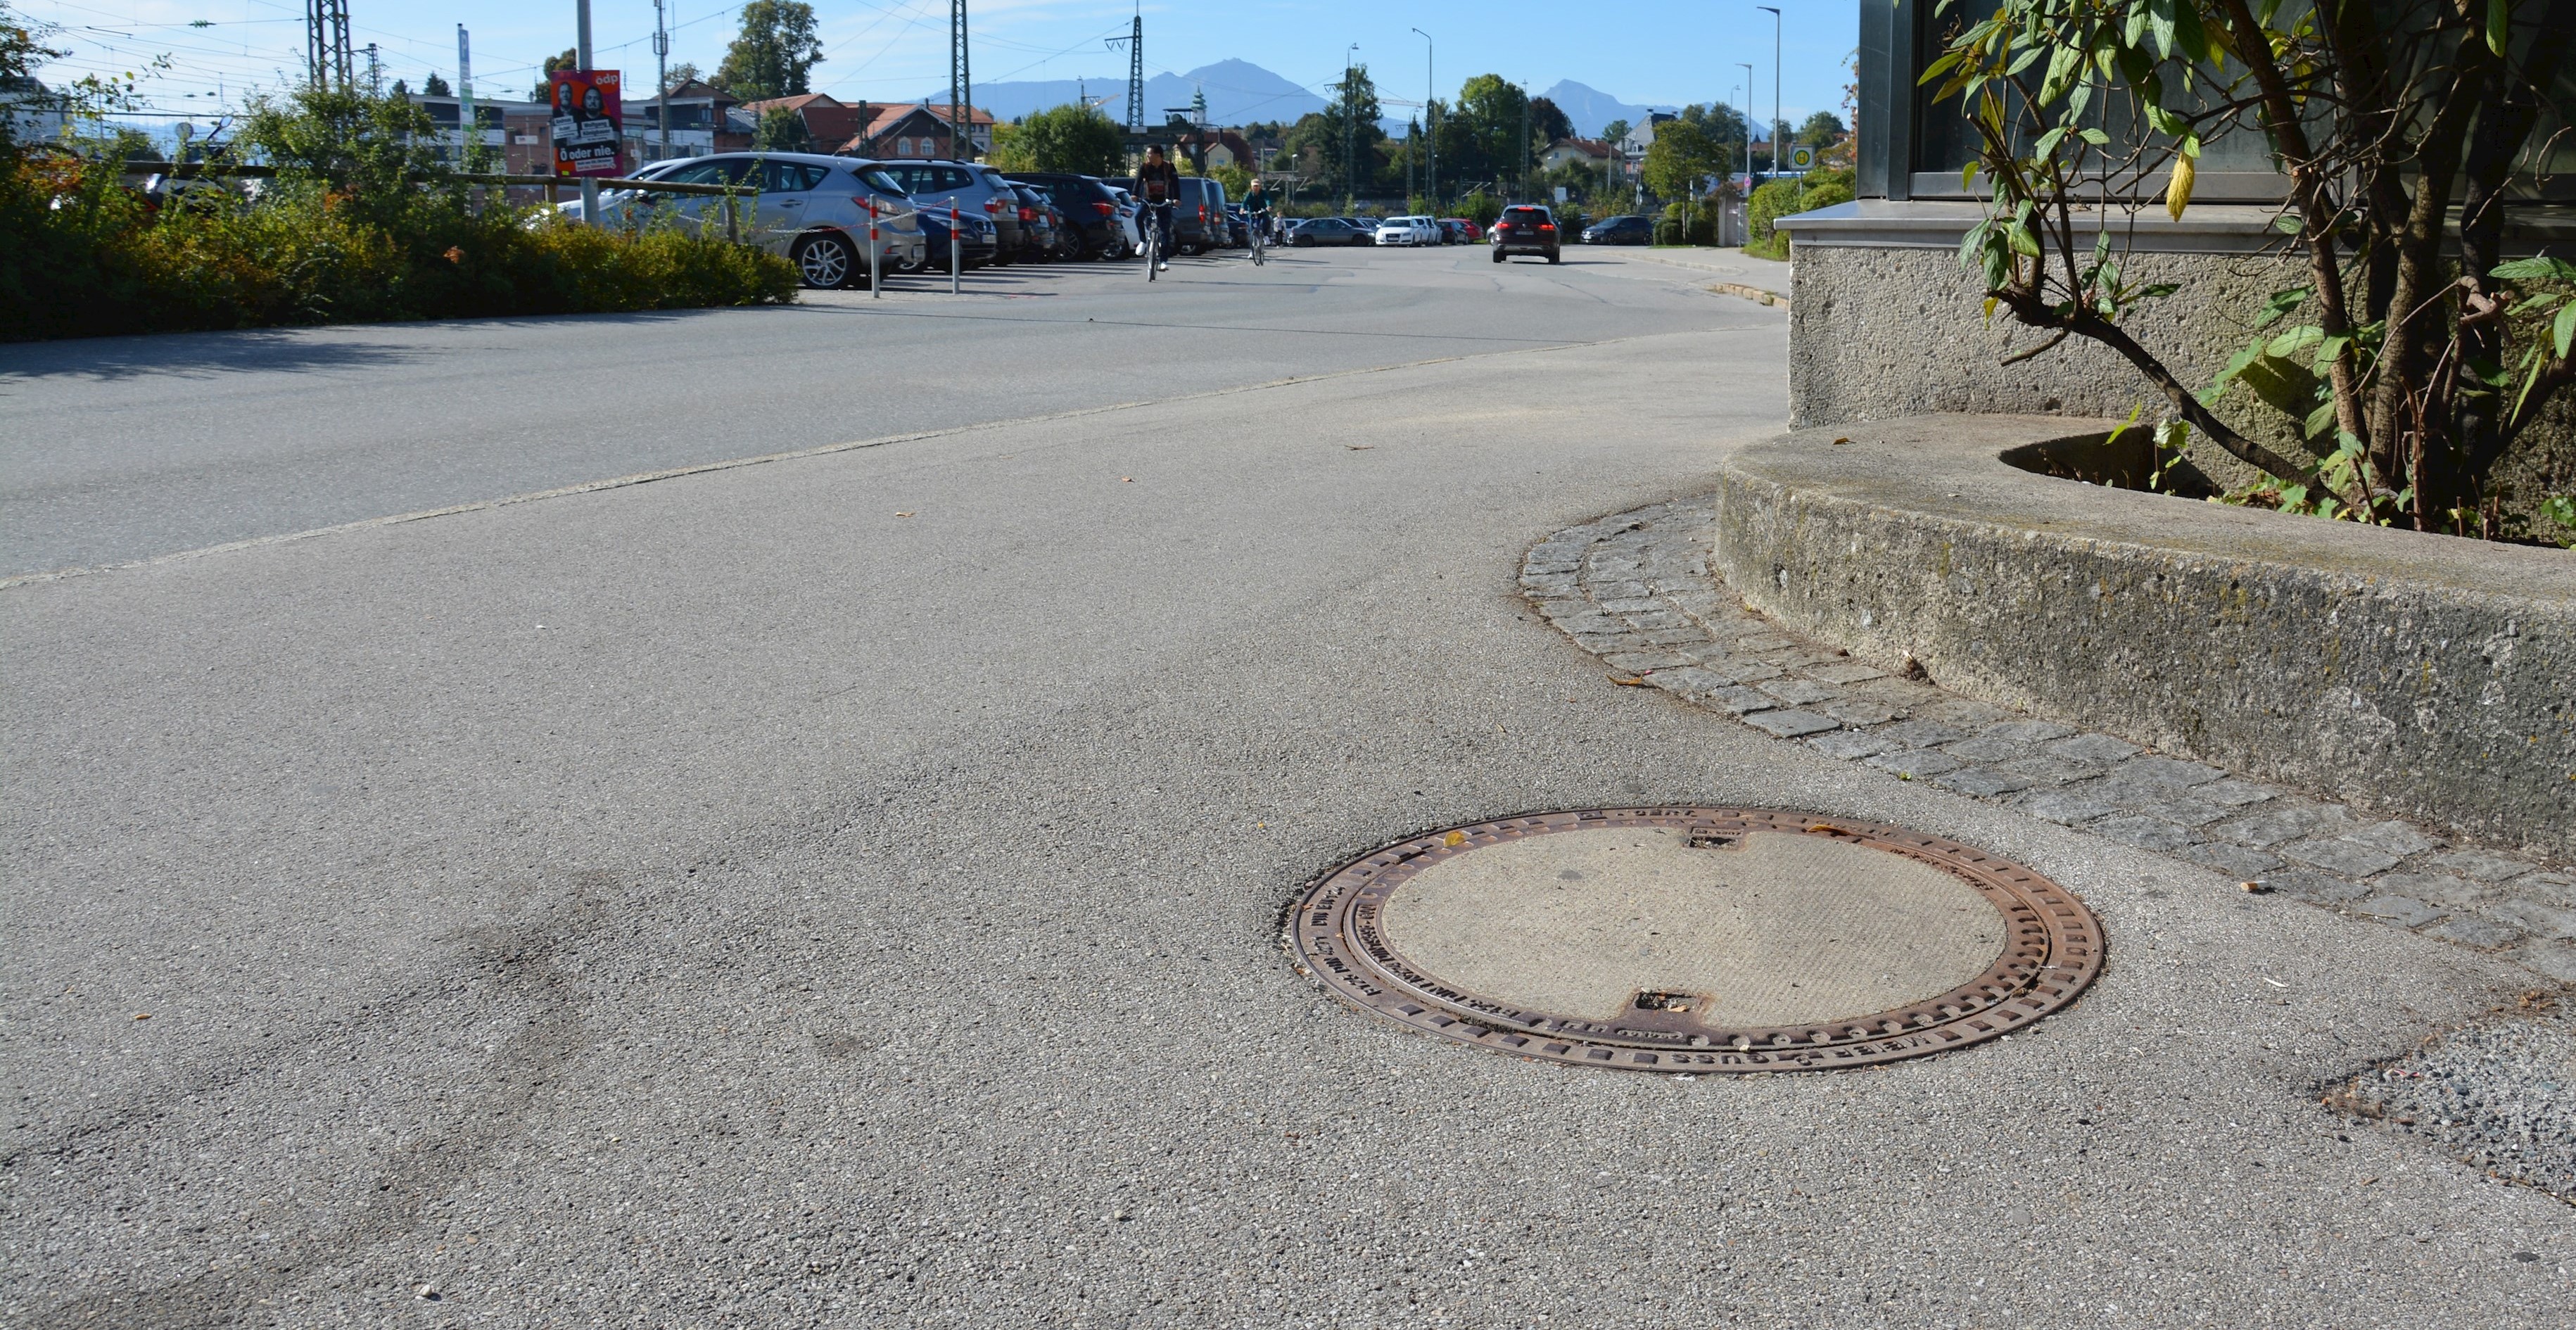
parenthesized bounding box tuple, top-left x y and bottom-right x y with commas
(2328, 999, 2576, 1205)
(4, 252, 2568, 1328)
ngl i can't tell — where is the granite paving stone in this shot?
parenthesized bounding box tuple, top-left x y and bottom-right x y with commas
(1819, 699, 1901, 727)
(2345, 821, 2444, 858)
(1998, 754, 2105, 785)
(2425, 916, 2524, 949)
(1743, 709, 1842, 738)
(2351, 896, 2448, 929)
(2215, 804, 2350, 847)
(2263, 869, 2372, 904)
(2484, 898, 2576, 941)
(1934, 766, 2036, 798)
(1983, 720, 2074, 743)
(2423, 848, 2539, 883)
(1705, 686, 1778, 715)
(1943, 736, 2036, 764)
(2089, 816, 2200, 853)
(2373, 873, 2493, 908)
(1806, 730, 1894, 761)
(2190, 778, 2278, 807)
(1601, 651, 1696, 672)
(1806, 662, 1889, 684)
(2137, 797, 2228, 828)
(2110, 756, 2228, 789)
(2507, 944, 2576, 982)
(2015, 790, 2122, 825)
(1867, 749, 1964, 780)
(1755, 679, 1839, 707)
(1874, 720, 1968, 749)
(2282, 837, 2405, 878)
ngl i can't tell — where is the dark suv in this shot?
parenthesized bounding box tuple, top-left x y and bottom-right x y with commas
(1001, 172, 1122, 260)
(1491, 205, 1562, 263)
(1582, 214, 1654, 245)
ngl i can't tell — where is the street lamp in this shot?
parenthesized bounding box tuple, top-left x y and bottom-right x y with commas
(1737, 62, 1755, 186)
(1411, 27, 1433, 208)
(1756, 5, 1781, 179)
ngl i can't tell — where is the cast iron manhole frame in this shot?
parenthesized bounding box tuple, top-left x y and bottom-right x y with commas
(1287, 807, 2105, 1072)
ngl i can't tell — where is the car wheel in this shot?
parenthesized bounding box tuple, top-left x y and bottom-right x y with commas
(1491, 248, 1504, 262)
(794, 232, 861, 289)
(1547, 250, 1561, 264)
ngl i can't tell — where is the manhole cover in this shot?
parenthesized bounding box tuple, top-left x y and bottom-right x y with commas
(1288, 808, 2103, 1072)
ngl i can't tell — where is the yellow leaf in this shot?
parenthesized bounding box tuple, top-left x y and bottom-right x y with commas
(1443, 830, 1466, 847)
(2164, 156, 2195, 222)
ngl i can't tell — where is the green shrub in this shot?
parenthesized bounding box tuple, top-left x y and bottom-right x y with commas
(0, 82, 797, 342)
(1656, 199, 1715, 246)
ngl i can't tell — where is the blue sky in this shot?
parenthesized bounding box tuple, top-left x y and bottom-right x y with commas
(25, 0, 1858, 129)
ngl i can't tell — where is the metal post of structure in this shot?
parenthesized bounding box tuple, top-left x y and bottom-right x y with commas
(364, 42, 381, 96)
(1737, 65, 1755, 184)
(1343, 45, 1357, 213)
(654, 0, 670, 161)
(950, 0, 972, 163)
(1518, 82, 1530, 201)
(1759, 6, 1780, 180)
(457, 27, 476, 174)
(576, 0, 598, 227)
(305, 0, 353, 91)
(949, 196, 961, 293)
(1410, 29, 1433, 210)
(1126, 11, 1144, 134)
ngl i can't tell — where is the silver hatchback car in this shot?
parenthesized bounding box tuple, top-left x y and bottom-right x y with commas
(561, 152, 926, 289)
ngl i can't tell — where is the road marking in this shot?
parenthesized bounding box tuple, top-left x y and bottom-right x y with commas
(1, 330, 1720, 590)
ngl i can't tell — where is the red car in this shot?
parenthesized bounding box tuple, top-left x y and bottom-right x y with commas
(1440, 217, 1481, 243)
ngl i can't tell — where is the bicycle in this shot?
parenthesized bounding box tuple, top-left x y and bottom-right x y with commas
(1142, 216, 1159, 282)
(1248, 214, 1267, 266)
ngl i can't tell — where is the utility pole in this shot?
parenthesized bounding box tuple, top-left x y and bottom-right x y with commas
(1343, 45, 1357, 213)
(1125, 10, 1143, 134)
(653, 0, 670, 161)
(576, 0, 597, 227)
(1518, 82, 1529, 201)
(1758, 5, 1781, 179)
(364, 42, 381, 96)
(457, 26, 475, 170)
(1410, 28, 1433, 209)
(305, 0, 351, 91)
(950, 0, 973, 160)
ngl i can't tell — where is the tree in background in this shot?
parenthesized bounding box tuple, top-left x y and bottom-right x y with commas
(1641, 112, 1730, 201)
(1208, 162, 1251, 200)
(1528, 96, 1573, 146)
(1281, 64, 1387, 199)
(421, 72, 450, 98)
(530, 49, 574, 102)
(663, 62, 702, 94)
(1436, 75, 1530, 193)
(1795, 110, 1844, 149)
(994, 103, 1124, 175)
(717, 0, 824, 100)
(749, 105, 812, 152)
(1601, 118, 1630, 148)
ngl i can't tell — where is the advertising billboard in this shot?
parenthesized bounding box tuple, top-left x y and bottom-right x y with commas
(550, 69, 623, 178)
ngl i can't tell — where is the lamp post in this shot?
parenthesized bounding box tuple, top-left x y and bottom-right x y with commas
(1410, 27, 1433, 210)
(1737, 63, 1754, 186)
(1757, 5, 1780, 179)
(576, 0, 597, 227)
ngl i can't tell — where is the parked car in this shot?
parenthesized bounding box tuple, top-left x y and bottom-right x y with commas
(1373, 215, 1440, 246)
(1582, 214, 1654, 245)
(877, 159, 1024, 265)
(1176, 176, 1230, 253)
(1439, 217, 1481, 243)
(911, 205, 998, 271)
(1222, 204, 1250, 248)
(1490, 203, 1562, 263)
(557, 151, 925, 288)
(1104, 186, 1142, 257)
(1001, 171, 1123, 259)
(1287, 217, 1373, 246)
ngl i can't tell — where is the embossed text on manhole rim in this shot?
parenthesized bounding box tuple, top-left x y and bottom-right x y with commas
(1286, 807, 2106, 1072)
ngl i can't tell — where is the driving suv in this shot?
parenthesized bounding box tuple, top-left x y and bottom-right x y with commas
(1490, 204, 1561, 263)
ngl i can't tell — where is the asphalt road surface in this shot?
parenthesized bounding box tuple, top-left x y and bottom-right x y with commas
(4, 248, 2565, 1328)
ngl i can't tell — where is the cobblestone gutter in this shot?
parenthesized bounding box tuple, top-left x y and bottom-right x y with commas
(1711, 416, 2576, 858)
(1523, 498, 2576, 985)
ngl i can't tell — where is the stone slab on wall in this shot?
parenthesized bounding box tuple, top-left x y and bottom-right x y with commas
(1713, 416, 2576, 858)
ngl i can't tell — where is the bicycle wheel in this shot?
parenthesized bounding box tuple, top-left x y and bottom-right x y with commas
(1144, 228, 1157, 281)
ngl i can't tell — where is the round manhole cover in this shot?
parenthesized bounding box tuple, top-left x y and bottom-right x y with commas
(1288, 808, 2103, 1072)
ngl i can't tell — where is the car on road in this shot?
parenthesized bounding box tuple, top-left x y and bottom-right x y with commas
(1001, 172, 1124, 260)
(1490, 204, 1562, 263)
(1373, 215, 1440, 246)
(555, 151, 925, 289)
(1288, 217, 1373, 246)
(1440, 217, 1480, 243)
(1582, 215, 1654, 245)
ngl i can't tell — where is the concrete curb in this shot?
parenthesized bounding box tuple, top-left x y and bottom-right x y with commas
(1711, 414, 2576, 858)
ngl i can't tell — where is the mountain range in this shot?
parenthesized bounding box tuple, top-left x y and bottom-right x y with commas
(923, 62, 1672, 140)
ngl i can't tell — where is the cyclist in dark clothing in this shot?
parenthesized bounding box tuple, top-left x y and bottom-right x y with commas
(1135, 146, 1181, 271)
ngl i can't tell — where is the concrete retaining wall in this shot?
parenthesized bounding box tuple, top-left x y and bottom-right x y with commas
(1712, 415, 2576, 857)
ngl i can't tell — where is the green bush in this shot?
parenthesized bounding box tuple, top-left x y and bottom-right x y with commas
(1655, 199, 1715, 246)
(0, 83, 797, 342)
(1742, 169, 1855, 259)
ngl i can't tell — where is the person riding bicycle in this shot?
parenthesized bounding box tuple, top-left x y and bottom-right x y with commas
(1241, 178, 1274, 243)
(1136, 146, 1181, 272)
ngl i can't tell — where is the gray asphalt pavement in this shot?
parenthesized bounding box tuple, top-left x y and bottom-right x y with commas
(4, 249, 2566, 1328)
(0, 246, 1725, 579)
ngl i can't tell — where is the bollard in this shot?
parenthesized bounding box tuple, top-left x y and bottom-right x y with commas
(948, 196, 960, 294)
(868, 196, 882, 299)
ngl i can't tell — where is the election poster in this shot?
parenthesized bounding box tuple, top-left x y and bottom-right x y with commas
(550, 70, 623, 178)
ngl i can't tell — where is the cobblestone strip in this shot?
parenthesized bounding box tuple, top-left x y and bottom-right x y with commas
(1523, 498, 2576, 984)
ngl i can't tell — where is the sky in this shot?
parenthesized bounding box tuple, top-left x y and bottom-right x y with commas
(20, 0, 1859, 132)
